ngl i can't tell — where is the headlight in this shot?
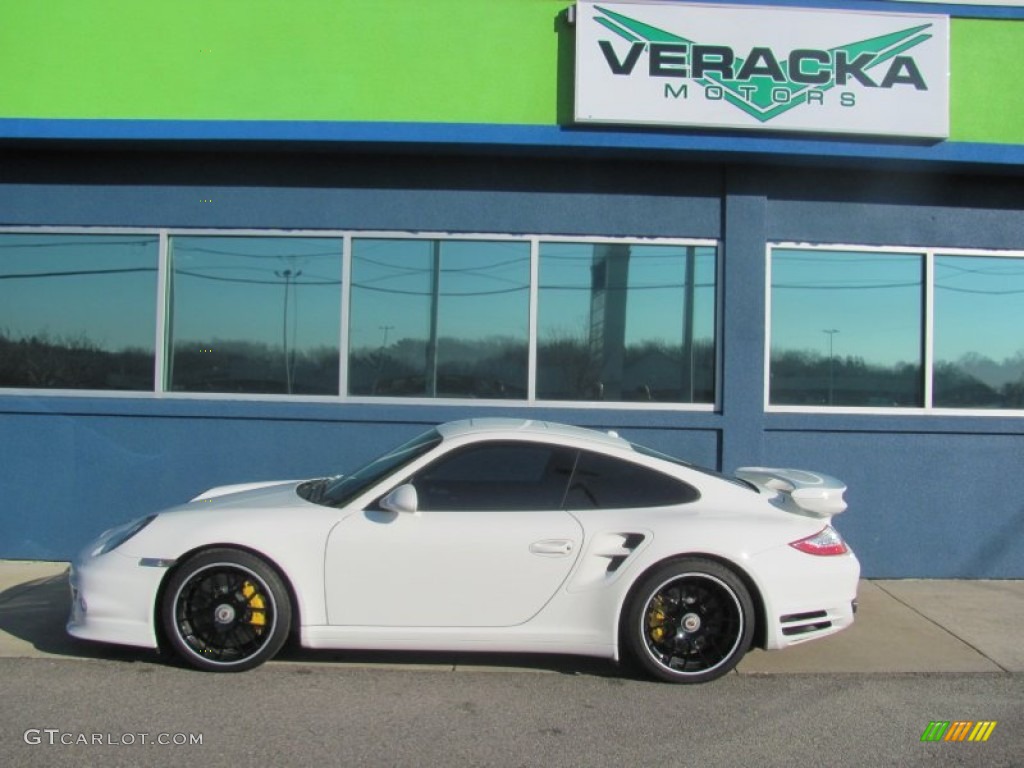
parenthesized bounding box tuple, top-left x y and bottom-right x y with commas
(91, 515, 157, 557)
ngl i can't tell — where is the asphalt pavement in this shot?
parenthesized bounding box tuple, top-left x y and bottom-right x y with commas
(1, 560, 1022, 675)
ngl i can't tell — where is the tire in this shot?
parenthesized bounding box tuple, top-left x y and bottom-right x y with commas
(161, 548, 292, 672)
(624, 558, 754, 684)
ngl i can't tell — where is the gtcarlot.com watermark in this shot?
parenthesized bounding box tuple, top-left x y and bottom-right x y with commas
(24, 729, 202, 747)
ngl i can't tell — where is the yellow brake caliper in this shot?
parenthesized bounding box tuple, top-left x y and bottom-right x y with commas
(242, 581, 266, 633)
(648, 595, 668, 643)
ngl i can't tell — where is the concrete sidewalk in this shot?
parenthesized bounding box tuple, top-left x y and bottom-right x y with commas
(1, 560, 1022, 675)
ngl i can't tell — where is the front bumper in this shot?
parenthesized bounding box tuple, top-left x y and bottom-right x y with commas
(67, 551, 169, 650)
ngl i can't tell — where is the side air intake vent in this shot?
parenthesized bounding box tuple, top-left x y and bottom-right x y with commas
(568, 531, 651, 592)
(606, 533, 646, 573)
(780, 610, 832, 637)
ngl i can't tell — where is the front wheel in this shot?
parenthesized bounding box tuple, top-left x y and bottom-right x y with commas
(161, 548, 292, 672)
(625, 558, 754, 684)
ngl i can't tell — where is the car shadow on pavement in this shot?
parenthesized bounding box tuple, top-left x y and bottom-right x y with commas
(0, 571, 628, 678)
(0, 571, 158, 664)
(275, 644, 627, 679)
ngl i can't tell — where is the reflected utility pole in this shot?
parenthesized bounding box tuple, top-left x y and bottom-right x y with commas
(426, 242, 441, 397)
(276, 268, 302, 394)
(681, 246, 696, 402)
(823, 328, 839, 405)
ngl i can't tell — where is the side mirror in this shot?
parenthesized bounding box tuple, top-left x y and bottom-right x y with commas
(379, 484, 419, 515)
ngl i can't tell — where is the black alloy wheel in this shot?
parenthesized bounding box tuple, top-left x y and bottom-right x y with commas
(626, 558, 754, 684)
(161, 548, 292, 672)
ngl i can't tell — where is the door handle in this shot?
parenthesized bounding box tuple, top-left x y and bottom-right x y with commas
(529, 539, 574, 556)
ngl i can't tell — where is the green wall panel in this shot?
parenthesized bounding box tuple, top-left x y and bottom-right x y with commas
(0, 2, 1021, 146)
(0, 0, 565, 124)
(950, 19, 1024, 144)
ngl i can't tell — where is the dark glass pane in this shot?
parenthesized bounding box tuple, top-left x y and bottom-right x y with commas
(168, 236, 341, 394)
(0, 233, 157, 390)
(537, 243, 716, 403)
(413, 443, 575, 511)
(770, 249, 923, 407)
(348, 239, 529, 399)
(934, 255, 1024, 409)
(565, 450, 699, 510)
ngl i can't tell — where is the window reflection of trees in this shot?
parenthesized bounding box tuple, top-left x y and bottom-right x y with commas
(0, 236, 158, 389)
(347, 239, 718, 403)
(7, 233, 1020, 410)
(770, 250, 923, 407)
(934, 256, 1024, 409)
(347, 240, 530, 399)
(771, 249, 1024, 409)
(537, 243, 716, 403)
(167, 238, 342, 395)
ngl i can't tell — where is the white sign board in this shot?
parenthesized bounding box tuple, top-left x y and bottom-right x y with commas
(574, 1, 949, 138)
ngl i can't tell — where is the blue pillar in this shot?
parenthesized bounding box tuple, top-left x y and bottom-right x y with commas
(719, 171, 767, 472)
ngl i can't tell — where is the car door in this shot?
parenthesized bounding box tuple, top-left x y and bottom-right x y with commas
(324, 441, 584, 627)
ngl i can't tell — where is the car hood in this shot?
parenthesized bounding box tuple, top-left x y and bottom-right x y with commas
(188, 480, 308, 509)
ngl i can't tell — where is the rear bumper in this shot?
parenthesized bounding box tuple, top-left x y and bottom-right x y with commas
(750, 545, 861, 650)
(67, 551, 166, 650)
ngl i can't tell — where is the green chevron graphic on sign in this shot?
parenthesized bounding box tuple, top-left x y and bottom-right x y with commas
(593, 5, 934, 123)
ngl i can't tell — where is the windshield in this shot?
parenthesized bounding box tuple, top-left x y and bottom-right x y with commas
(321, 428, 442, 508)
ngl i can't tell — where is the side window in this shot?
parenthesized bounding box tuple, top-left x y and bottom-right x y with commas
(412, 442, 575, 511)
(565, 451, 699, 510)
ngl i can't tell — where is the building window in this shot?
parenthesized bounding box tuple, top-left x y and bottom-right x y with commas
(167, 236, 342, 394)
(348, 238, 530, 399)
(934, 255, 1024, 409)
(770, 248, 923, 407)
(0, 233, 158, 390)
(769, 245, 1024, 412)
(1, 229, 716, 409)
(537, 242, 716, 403)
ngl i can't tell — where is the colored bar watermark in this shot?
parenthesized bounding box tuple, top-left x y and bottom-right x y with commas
(921, 721, 997, 742)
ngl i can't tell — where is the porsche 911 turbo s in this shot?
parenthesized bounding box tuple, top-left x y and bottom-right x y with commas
(68, 418, 859, 683)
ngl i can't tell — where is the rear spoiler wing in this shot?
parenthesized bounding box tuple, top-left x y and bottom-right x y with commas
(735, 467, 847, 518)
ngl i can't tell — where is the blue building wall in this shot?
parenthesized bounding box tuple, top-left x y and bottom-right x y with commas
(0, 148, 1021, 577)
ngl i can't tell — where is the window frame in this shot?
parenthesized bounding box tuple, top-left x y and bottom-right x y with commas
(766, 242, 1024, 416)
(0, 226, 718, 412)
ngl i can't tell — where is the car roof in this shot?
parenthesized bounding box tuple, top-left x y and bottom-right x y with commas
(435, 418, 634, 453)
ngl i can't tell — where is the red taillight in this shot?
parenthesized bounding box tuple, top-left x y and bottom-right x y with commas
(789, 526, 849, 556)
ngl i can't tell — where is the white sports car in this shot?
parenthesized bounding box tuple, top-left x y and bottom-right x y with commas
(68, 418, 859, 683)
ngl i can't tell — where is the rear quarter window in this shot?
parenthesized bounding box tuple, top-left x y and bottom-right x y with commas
(565, 450, 700, 510)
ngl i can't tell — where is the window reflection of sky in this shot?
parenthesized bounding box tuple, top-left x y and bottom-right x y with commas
(773, 250, 1024, 368)
(538, 243, 716, 348)
(935, 255, 1024, 365)
(348, 239, 529, 351)
(169, 236, 342, 353)
(12, 231, 1017, 405)
(0, 234, 158, 352)
(771, 250, 922, 367)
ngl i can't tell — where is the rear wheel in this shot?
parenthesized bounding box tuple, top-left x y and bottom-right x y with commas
(161, 549, 291, 672)
(625, 558, 754, 684)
